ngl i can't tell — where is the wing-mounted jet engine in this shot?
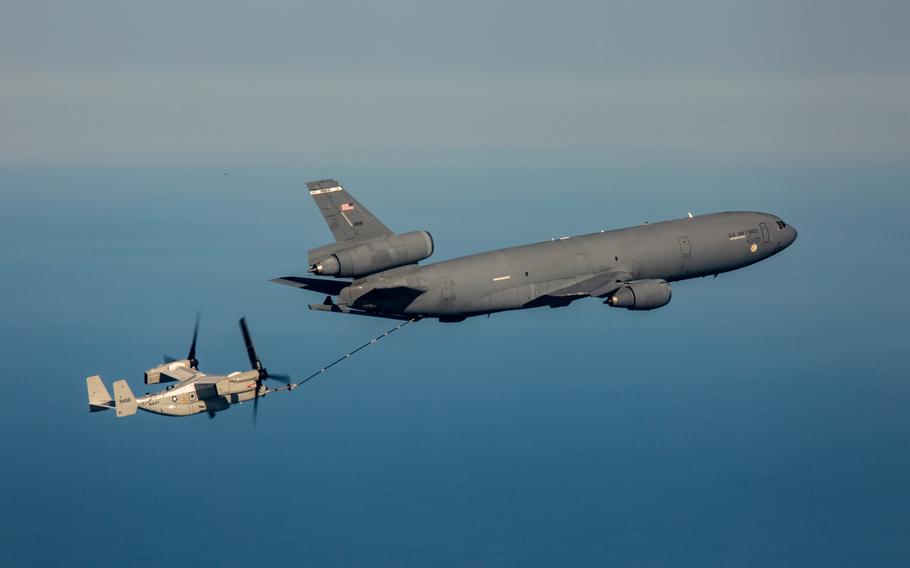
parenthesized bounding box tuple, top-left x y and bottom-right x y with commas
(605, 279, 673, 311)
(86, 316, 292, 422)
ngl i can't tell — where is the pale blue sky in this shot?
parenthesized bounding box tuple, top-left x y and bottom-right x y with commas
(1, 1, 908, 165)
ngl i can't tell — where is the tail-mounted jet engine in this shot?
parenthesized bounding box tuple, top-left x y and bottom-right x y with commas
(606, 279, 672, 311)
(309, 231, 434, 278)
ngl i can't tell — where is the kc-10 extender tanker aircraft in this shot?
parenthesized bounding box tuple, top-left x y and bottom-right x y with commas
(272, 180, 797, 322)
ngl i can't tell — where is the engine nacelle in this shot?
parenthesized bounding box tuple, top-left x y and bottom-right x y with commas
(310, 231, 434, 278)
(215, 371, 260, 396)
(144, 360, 190, 384)
(606, 279, 672, 311)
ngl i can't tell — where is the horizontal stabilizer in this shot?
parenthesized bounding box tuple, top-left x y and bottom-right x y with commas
(86, 375, 113, 412)
(270, 276, 350, 296)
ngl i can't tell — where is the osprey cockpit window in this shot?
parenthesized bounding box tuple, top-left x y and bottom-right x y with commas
(776, 220, 788, 230)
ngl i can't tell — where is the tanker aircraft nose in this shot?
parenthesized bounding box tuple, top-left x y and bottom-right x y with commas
(771, 216, 797, 249)
(787, 224, 798, 246)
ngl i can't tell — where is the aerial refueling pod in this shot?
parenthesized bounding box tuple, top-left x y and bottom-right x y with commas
(606, 279, 672, 311)
(310, 231, 434, 278)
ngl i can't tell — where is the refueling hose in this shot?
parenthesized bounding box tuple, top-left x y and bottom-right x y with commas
(269, 317, 420, 395)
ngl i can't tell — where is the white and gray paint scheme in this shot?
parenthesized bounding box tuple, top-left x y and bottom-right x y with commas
(87, 317, 293, 419)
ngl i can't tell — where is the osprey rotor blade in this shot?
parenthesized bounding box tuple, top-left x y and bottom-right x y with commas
(252, 381, 261, 425)
(239, 317, 262, 372)
(187, 312, 200, 368)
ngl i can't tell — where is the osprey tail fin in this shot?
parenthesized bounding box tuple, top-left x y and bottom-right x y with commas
(86, 375, 113, 412)
(112, 380, 137, 417)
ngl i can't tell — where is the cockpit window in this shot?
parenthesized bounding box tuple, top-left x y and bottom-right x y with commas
(776, 220, 787, 229)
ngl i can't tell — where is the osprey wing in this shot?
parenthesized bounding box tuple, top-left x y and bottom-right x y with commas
(159, 366, 197, 383)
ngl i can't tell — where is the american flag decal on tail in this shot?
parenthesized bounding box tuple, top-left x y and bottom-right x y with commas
(304, 178, 394, 243)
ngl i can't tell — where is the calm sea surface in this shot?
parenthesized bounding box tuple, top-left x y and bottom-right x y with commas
(1, 164, 908, 566)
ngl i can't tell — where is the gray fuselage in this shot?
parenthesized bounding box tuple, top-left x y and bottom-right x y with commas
(339, 212, 797, 320)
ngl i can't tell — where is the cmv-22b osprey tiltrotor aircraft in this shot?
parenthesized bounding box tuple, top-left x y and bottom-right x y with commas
(86, 316, 294, 421)
(272, 180, 798, 322)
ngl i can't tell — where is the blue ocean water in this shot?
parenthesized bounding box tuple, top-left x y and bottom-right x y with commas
(1, 164, 908, 566)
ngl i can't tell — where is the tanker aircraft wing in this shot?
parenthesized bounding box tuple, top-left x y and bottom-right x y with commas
(350, 284, 427, 312)
(308, 295, 417, 321)
(550, 270, 632, 298)
(526, 270, 632, 308)
(307, 283, 427, 320)
(307, 179, 393, 244)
